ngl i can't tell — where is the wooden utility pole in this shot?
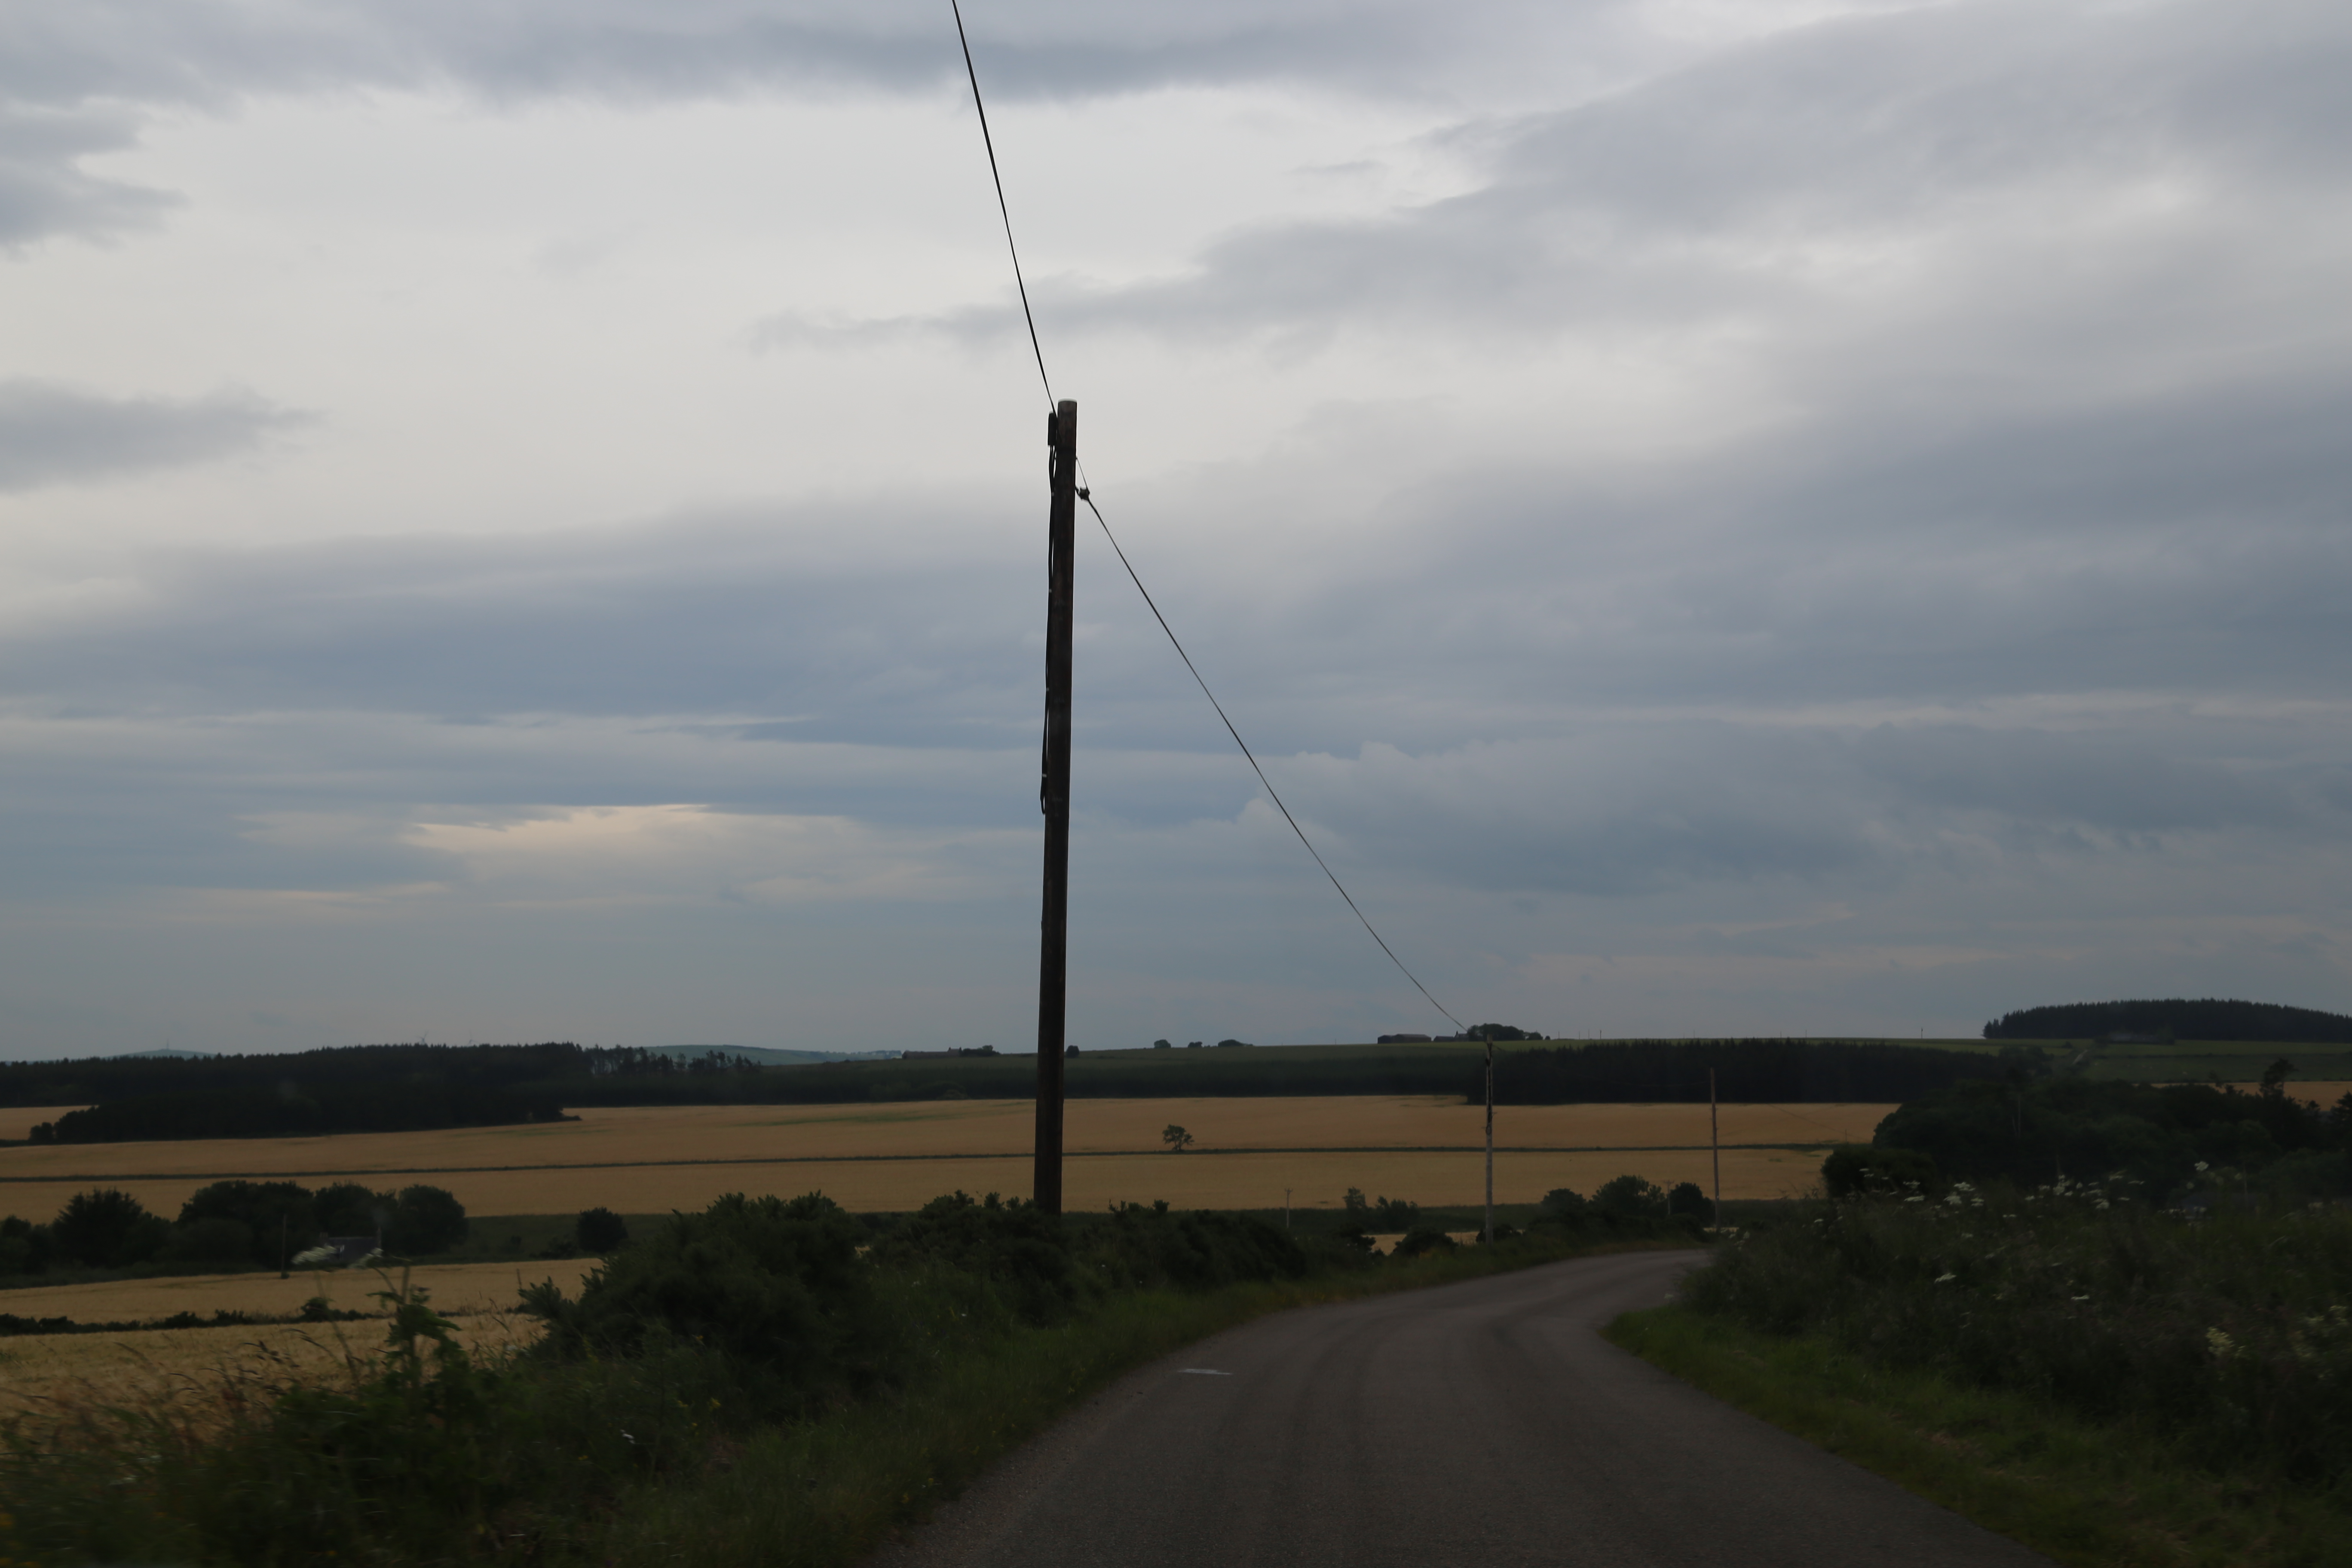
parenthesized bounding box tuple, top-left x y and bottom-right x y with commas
(1483, 1032, 1495, 1243)
(1033, 398, 1077, 1215)
(1710, 1067, 1721, 1229)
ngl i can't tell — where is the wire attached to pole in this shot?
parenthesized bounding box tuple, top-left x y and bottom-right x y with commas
(951, 0, 1054, 413)
(1081, 490, 1464, 1034)
(949, 2, 1465, 1037)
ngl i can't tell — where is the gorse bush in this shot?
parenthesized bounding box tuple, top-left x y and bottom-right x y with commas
(524, 1193, 882, 1401)
(1687, 1177, 2352, 1484)
(1089, 1200, 1308, 1291)
(871, 1191, 1076, 1325)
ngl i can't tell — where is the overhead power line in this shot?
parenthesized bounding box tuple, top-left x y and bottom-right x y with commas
(948, 0, 1464, 1037)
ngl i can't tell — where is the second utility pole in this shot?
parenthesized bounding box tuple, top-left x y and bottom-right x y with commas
(1483, 1032, 1495, 1243)
(1034, 398, 1078, 1215)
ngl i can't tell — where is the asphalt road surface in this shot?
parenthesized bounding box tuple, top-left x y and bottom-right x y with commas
(874, 1249, 2052, 1568)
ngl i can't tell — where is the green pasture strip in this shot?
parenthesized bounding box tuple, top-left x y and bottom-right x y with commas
(577, 1237, 1688, 1568)
(1608, 1306, 2352, 1568)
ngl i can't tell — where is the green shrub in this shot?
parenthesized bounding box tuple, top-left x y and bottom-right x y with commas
(1820, 1143, 1939, 1199)
(523, 1192, 884, 1407)
(178, 1179, 318, 1266)
(1085, 1201, 1308, 1291)
(1592, 1174, 1666, 1216)
(1540, 1186, 1588, 1215)
(315, 1181, 385, 1236)
(575, 1206, 630, 1253)
(1392, 1224, 1457, 1258)
(48, 1189, 168, 1268)
(158, 1216, 254, 1266)
(383, 1185, 468, 1255)
(870, 1191, 1075, 1324)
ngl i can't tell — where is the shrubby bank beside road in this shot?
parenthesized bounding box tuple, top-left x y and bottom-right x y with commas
(0, 1182, 1697, 1567)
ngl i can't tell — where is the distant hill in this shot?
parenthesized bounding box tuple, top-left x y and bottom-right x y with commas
(1985, 999, 2352, 1044)
(638, 1046, 902, 1066)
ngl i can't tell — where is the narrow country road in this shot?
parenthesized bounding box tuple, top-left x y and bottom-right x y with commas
(872, 1249, 2052, 1568)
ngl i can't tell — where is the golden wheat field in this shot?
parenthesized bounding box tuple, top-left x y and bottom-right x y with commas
(0, 1096, 1880, 1222)
(0, 1107, 81, 1142)
(0, 1311, 547, 1415)
(0, 1257, 598, 1326)
(0, 1261, 594, 1415)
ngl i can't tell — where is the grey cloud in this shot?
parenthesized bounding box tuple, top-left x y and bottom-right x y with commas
(1, 1, 1647, 108)
(1000, 0, 2352, 343)
(1251, 719, 2346, 903)
(0, 0, 1655, 245)
(0, 507, 1046, 745)
(0, 107, 172, 247)
(0, 380, 303, 490)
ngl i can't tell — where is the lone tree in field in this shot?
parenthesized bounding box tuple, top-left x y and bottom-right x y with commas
(1162, 1124, 1194, 1153)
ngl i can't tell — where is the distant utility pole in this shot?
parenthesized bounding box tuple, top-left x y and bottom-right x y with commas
(1483, 1032, 1495, 1243)
(1710, 1067, 1722, 1229)
(1033, 398, 1078, 1215)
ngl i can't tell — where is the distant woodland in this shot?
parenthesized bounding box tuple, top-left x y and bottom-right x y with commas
(0, 1039, 2006, 1137)
(1984, 998, 2352, 1044)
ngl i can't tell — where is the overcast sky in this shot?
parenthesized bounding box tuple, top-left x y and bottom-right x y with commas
(3, 0, 2347, 1059)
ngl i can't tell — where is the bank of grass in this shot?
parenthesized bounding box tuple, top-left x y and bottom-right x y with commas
(1610, 1180, 2352, 1568)
(1609, 1305, 2352, 1568)
(1, 1193, 1689, 1568)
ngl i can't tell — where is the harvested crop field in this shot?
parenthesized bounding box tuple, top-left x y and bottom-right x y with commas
(0, 1097, 1867, 1220)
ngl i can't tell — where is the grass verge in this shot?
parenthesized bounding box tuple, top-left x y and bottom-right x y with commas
(1607, 1304, 2352, 1568)
(585, 1236, 1685, 1568)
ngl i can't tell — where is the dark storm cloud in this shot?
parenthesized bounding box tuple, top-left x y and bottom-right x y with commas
(0, 381, 303, 490)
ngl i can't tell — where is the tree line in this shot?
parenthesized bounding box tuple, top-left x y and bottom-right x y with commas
(0, 1179, 468, 1277)
(1870, 1057, 2352, 1198)
(31, 1081, 570, 1144)
(0, 1039, 2010, 1141)
(1982, 998, 2352, 1044)
(0, 1041, 753, 1112)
